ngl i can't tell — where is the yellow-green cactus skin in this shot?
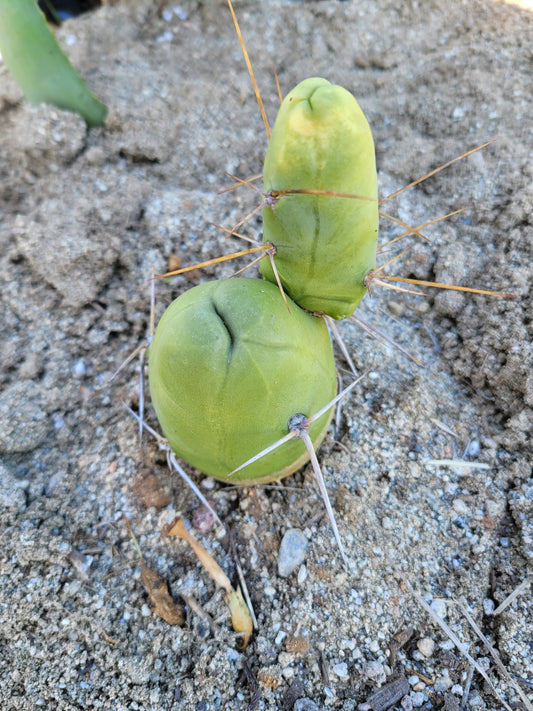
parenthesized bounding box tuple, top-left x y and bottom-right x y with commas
(261, 77, 378, 320)
(148, 278, 337, 484)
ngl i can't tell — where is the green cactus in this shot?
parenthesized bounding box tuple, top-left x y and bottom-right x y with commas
(261, 77, 378, 320)
(148, 278, 337, 485)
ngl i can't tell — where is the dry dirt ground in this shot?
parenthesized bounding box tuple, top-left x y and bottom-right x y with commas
(0, 1, 531, 709)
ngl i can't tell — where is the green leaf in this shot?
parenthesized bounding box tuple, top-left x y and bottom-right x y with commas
(0, 0, 107, 127)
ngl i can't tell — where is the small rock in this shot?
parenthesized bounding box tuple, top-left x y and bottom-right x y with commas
(294, 700, 318, 711)
(297, 565, 307, 584)
(453, 498, 469, 515)
(274, 630, 287, 645)
(435, 675, 453, 692)
(464, 439, 481, 456)
(417, 637, 435, 657)
(72, 359, 87, 378)
(0, 465, 27, 512)
(430, 599, 447, 619)
(85, 146, 106, 166)
(277, 528, 308, 577)
(192, 502, 217, 532)
(285, 636, 309, 654)
(0, 381, 50, 454)
(410, 691, 425, 707)
(332, 662, 349, 679)
(281, 678, 305, 708)
(363, 660, 386, 685)
(468, 694, 483, 706)
(388, 300, 405, 317)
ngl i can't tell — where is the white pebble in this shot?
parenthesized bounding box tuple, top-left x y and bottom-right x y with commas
(435, 675, 453, 692)
(72, 359, 86, 378)
(363, 660, 386, 685)
(483, 598, 495, 615)
(277, 528, 308, 577)
(430, 599, 447, 619)
(274, 630, 287, 645)
(453, 498, 469, 515)
(332, 662, 349, 679)
(464, 439, 481, 456)
(410, 691, 425, 707)
(297, 565, 307, 584)
(417, 637, 435, 657)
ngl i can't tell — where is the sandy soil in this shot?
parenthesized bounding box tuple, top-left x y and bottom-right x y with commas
(0, 1, 531, 709)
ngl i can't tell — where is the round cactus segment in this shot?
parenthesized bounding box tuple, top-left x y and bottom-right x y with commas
(148, 278, 337, 484)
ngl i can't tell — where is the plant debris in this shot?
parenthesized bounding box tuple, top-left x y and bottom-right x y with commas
(164, 516, 253, 648)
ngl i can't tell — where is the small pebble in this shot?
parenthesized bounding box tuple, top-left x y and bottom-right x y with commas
(468, 694, 483, 706)
(439, 640, 455, 651)
(294, 700, 318, 711)
(297, 565, 307, 584)
(72, 359, 87, 378)
(0, 466, 27, 512)
(464, 439, 481, 456)
(363, 660, 386, 685)
(274, 630, 287, 645)
(85, 146, 106, 166)
(451, 684, 463, 696)
(368, 639, 380, 653)
(226, 647, 241, 662)
(0, 381, 49, 454)
(277, 528, 308, 577)
(332, 662, 349, 679)
(417, 637, 435, 657)
(401, 696, 413, 711)
(477, 657, 490, 672)
(453, 498, 469, 515)
(382, 516, 394, 530)
(388, 300, 405, 317)
(192, 503, 217, 532)
(430, 599, 447, 619)
(435, 675, 453, 692)
(173, 6, 188, 21)
(410, 691, 425, 707)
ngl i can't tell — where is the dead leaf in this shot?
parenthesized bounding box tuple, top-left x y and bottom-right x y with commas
(124, 516, 185, 626)
(140, 561, 186, 626)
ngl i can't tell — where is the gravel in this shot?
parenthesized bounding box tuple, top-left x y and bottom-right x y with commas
(0, 0, 531, 709)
